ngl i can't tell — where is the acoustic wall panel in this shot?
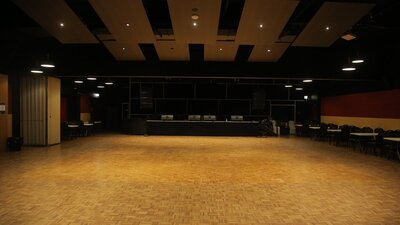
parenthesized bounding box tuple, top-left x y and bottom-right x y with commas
(20, 76, 47, 146)
(20, 76, 61, 146)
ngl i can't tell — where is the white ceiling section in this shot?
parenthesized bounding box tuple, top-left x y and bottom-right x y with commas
(154, 41, 189, 61)
(235, 0, 299, 45)
(168, 0, 221, 44)
(248, 43, 290, 62)
(12, 0, 98, 44)
(103, 41, 145, 61)
(205, 42, 238, 62)
(293, 2, 375, 47)
(89, 0, 155, 43)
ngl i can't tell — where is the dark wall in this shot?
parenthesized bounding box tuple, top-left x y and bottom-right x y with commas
(321, 88, 400, 119)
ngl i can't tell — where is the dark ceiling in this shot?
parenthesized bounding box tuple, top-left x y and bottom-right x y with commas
(1, 0, 400, 96)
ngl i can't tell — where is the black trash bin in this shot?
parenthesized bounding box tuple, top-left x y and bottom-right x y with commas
(7, 137, 23, 151)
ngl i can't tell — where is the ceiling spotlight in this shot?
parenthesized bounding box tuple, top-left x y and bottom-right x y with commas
(97, 85, 105, 89)
(219, 48, 223, 51)
(74, 80, 83, 84)
(296, 88, 303, 91)
(304, 95, 309, 100)
(126, 23, 130, 27)
(192, 22, 198, 27)
(284, 85, 293, 88)
(105, 81, 114, 85)
(303, 79, 313, 83)
(40, 64, 55, 68)
(87, 77, 97, 81)
(259, 24, 263, 28)
(60, 23, 64, 27)
(267, 49, 271, 53)
(352, 59, 364, 64)
(30, 70, 43, 74)
(191, 14, 199, 20)
(342, 66, 356, 71)
(325, 26, 330, 31)
(122, 47, 126, 51)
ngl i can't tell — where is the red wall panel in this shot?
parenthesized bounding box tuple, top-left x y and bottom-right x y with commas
(321, 89, 400, 119)
(80, 95, 91, 113)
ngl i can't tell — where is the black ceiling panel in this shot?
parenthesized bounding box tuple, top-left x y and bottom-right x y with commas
(65, 0, 109, 33)
(142, 0, 173, 35)
(189, 44, 204, 62)
(235, 45, 254, 62)
(139, 43, 159, 62)
(218, 0, 245, 35)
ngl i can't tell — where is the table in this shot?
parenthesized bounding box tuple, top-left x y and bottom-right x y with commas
(384, 137, 400, 160)
(350, 133, 378, 152)
(308, 126, 320, 139)
(327, 129, 341, 145)
(327, 129, 341, 132)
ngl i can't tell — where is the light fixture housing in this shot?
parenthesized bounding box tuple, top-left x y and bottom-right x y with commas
(352, 59, 364, 64)
(31, 70, 43, 74)
(342, 66, 356, 71)
(191, 14, 199, 20)
(341, 32, 357, 41)
(303, 79, 313, 83)
(40, 64, 55, 68)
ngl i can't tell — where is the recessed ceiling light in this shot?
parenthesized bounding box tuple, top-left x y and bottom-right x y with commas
(40, 64, 55, 68)
(342, 66, 356, 71)
(259, 24, 263, 28)
(267, 49, 271, 53)
(105, 81, 113, 85)
(126, 23, 130, 27)
(191, 14, 199, 20)
(122, 47, 126, 51)
(352, 59, 364, 64)
(219, 48, 222, 51)
(303, 79, 313, 83)
(60, 23, 64, 27)
(304, 95, 309, 100)
(87, 77, 97, 81)
(325, 26, 330, 31)
(296, 88, 303, 91)
(97, 85, 105, 89)
(31, 70, 43, 74)
(193, 22, 198, 27)
(74, 80, 83, 84)
(285, 85, 293, 88)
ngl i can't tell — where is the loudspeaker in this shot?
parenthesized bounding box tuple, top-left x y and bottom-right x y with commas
(140, 86, 153, 110)
(252, 87, 265, 110)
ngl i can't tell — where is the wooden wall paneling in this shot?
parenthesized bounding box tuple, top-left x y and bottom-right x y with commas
(47, 77, 60, 145)
(0, 74, 10, 152)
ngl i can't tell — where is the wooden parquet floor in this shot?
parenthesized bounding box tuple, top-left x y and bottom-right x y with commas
(1, 134, 400, 225)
